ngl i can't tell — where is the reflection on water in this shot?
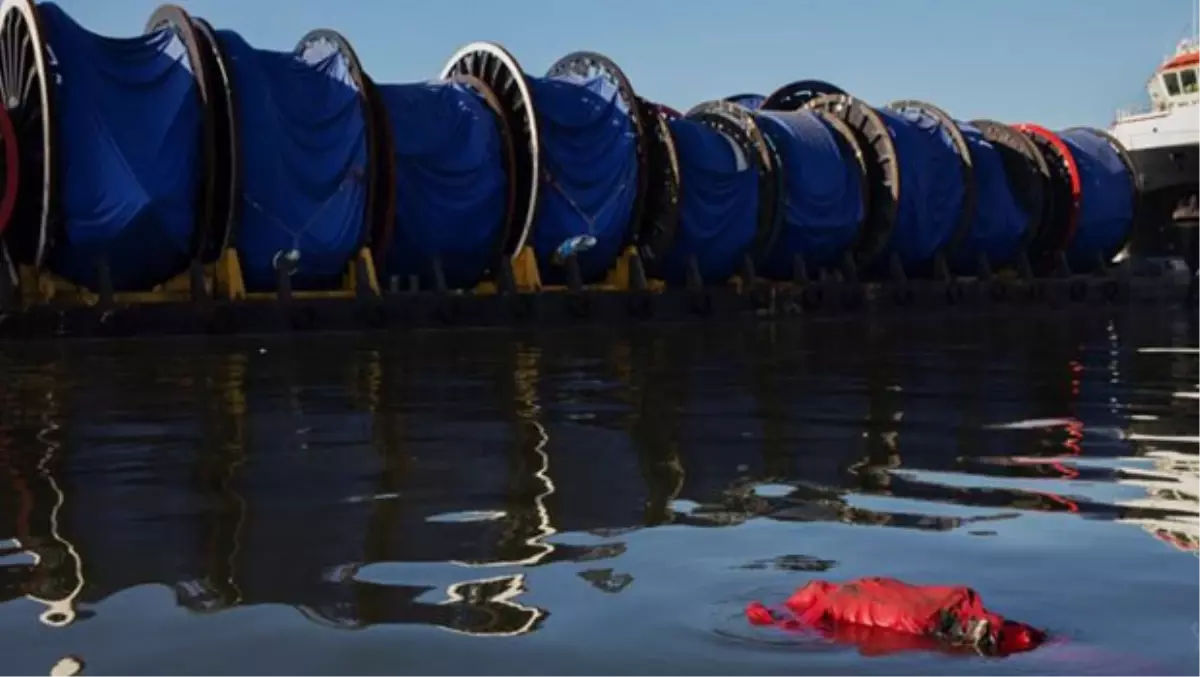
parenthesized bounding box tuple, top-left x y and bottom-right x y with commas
(0, 308, 1196, 675)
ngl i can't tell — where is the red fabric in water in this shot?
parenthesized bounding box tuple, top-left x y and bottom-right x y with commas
(747, 577, 1044, 656)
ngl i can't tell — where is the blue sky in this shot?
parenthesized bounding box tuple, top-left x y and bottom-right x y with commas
(53, 0, 1195, 129)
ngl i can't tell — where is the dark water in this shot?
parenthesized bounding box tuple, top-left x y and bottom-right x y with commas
(0, 308, 1197, 676)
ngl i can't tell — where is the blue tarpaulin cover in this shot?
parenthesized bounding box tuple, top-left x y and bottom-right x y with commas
(42, 2, 202, 291)
(217, 30, 368, 291)
(380, 81, 507, 290)
(657, 119, 759, 285)
(950, 122, 1029, 273)
(528, 75, 637, 284)
(1060, 129, 1135, 268)
(875, 107, 965, 271)
(756, 110, 863, 278)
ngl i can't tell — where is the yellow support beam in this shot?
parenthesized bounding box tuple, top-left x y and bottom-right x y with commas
(512, 246, 542, 293)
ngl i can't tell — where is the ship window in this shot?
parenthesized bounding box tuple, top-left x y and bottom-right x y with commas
(1164, 71, 1181, 95)
(1181, 67, 1198, 93)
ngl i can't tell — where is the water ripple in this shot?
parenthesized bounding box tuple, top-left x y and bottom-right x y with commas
(0, 309, 1196, 674)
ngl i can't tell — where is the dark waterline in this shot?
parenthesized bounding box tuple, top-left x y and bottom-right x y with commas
(0, 308, 1196, 675)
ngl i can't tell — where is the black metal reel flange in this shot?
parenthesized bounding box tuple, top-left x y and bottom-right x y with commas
(803, 94, 899, 271)
(1063, 126, 1144, 266)
(0, 0, 57, 269)
(1015, 127, 1077, 273)
(547, 51, 650, 255)
(969, 119, 1048, 252)
(725, 93, 765, 109)
(183, 14, 241, 258)
(811, 109, 870, 263)
(145, 5, 226, 265)
(761, 79, 847, 112)
(747, 106, 870, 280)
(886, 99, 976, 261)
(446, 72, 520, 276)
(294, 29, 388, 259)
(684, 99, 785, 264)
(633, 96, 680, 263)
(440, 41, 540, 259)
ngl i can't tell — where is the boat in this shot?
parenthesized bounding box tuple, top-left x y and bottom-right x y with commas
(1110, 35, 1200, 270)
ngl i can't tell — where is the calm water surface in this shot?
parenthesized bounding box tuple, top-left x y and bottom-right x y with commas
(0, 308, 1197, 675)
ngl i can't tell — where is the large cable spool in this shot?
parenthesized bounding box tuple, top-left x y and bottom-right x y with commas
(442, 43, 645, 285)
(1013, 123, 1082, 273)
(968, 119, 1048, 265)
(196, 24, 379, 292)
(373, 70, 514, 290)
(803, 94, 899, 271)
(438, 43, 538, 267)
(885, 100, 976, 267)
(546, 52, 650, 260)
(295, 29, 391, 265)
(751, 108, 868, 279)
(864, 99, 973, 277)
(653, 99, 782, 285)
(1058, 126, 1141, 271)
(0, 0, 224, 291)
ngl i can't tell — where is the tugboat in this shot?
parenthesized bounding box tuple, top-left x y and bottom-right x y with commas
(1111, 35, 1200, 271)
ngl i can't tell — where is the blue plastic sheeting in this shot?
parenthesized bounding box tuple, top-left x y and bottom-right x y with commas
(40, 3, 201, 291)
(949, 123, 1029, 273)
(1059, 129, 1135, 268)
(380, 82, 507, 290)
(528, 75, 637, 284)
(657, 119, 759, 285)
(756, 110, 863, 278)
(875, 107, 966, 271)
(216, 30, 368, 292)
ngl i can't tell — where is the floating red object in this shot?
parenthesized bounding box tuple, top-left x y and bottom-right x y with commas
(746, 577, 1046, 657)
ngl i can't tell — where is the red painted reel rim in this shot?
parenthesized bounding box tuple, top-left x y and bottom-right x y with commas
(0, 102, 17, 237)
(1014, 123, 1081, 251)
